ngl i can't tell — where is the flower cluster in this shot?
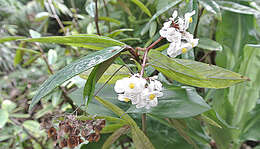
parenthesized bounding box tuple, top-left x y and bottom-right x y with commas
(114, 74, 163, 109)
(159, 10, 199, 58)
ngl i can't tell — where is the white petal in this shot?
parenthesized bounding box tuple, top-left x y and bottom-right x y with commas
(172, 11, 178, 20)
(114, 78, 128, 93)
(118, 94, 127, 101)
(149, 98, 158, 107)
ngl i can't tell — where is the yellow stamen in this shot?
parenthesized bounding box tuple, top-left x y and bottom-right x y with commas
(149, 94, 156, 100)
(129, 83, 135, 89)
(182, 48, 188, 54)
(191, 42, 195, 48)
(124, 98, 130, 102)
(189, 17, 193, 23)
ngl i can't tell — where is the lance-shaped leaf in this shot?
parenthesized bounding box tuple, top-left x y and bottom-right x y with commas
(0, 36, 26, 43)
(29, 46, 125, 112)
(197, 38, 223, 51)
(127, 86, 211, 118)
(217, 1, 259, 15)
(198, 0, 221, 20)
(20, 34, 125, 50)
(148, 50, 249, 88)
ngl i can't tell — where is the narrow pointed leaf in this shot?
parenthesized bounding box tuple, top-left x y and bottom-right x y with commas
(131, 0, 151, 17)
(0, 36, 26, 43)
(20, 34, 125, 50)
(148, 50, 249, 88)
(29, 46, 125, 112)
(198, 0, 221, 20)
(217, 1, 258, 15)
(197, 38, 223, 51)
(132, 126, 156, 149)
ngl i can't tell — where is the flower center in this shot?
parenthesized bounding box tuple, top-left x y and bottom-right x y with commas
(189, 17, 192, 23)
(182, 48, 188, 53)
(129, 83, 135, 89)
(124, 98, 130, 102)
(149, 94, 156, 100)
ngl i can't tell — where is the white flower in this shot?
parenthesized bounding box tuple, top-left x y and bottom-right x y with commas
(169, 10, 178, 21)
(167, 42, 193, 58)
(184, 10, 196, 30)
(165, 28, 181, 43)
(114, 75, 146, 94)
(159, 21, 172, 38)
(140, 87, 163, 109)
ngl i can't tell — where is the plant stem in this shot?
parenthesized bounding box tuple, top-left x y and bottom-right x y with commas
(94, 0, 101, 35)
(47, 0, 66, 34)
(102, 0, 111, 32)
(142, 113, 147, 134)
(139, 37, 163, 134)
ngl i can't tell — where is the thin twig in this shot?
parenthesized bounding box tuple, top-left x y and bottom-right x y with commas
(70, 0, 80, 31)
(10, 118, 45, 149)
(102, 0, 111, 32)
(142, 113, 147, 134)
(47, 0, 66, 34)
(94, 0, 101, 35)
(125, 45, 141, 63)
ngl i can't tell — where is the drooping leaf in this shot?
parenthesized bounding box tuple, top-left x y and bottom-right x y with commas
(127, 86, 211, 118)
(141, 0, 182, 35)
(29, 46, 125, 112)
(148, 50, 249, 88)
(197, 38, 223, 51)
(130, 0, 151, 17)
(99, 16, 121, 25)
(217, 1, 258, 15)
(107, 29, 133, 38)
(149, 21, 157, 38)
(198, 0, 221, 20)
(20, 34, 125, 50)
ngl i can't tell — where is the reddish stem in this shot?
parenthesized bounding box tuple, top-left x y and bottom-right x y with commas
(140, 37, 164, 77)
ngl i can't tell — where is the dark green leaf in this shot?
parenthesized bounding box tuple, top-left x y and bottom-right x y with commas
(29, 46, 125, 112)
(148, 50, 249, 88)
(132, 126, 156, 149)
(131, 0, 151, 17)
(0, 110, 8, 128)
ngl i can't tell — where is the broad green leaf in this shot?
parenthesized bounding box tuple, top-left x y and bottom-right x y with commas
(197, 38, 223, 51)
(102, 125, 130, 149)
(29, 46, 125, 112)
(132, 126, 156, 149)
(127, 86, 211, 118)
(217, 1, 258, 15)
(23, 120, 43, 137)
(107, 29, 133, 38)
(0, 36, 25, 43)
(198, 0, 221, 20)
(0, 109, 8, 128)
(9, 113, 30, 118)
(20, 34, 125, 50)
(99, 16, 121, 25)
(35, 12, 49, 22)
(229, 44, 260, 125)
(154, 43, 169, 51)
(51, 90, 62, 107)
(130, 0, 151, 17)
(148, 50, 249, 88)
(141, 0, 182, 35)
(101, 123, 127, 134)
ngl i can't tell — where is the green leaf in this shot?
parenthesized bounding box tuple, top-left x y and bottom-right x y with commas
(148, 50, 249, 88)
(0, 109, 8, 128)
(84, 57, 117, 106)
(141, 0, 182, 35)
(95, 96, 136, 126)
(0, 36, 26, 43)
(47, 49, 58, 65)
(1, 100, 17, 113)
(102, 125, 130, 149)
(217, 1, 258, 15)
(149, 21, 157, 38)
(197, 38, 223, 51)
(132, 126, 156, 149)
(198, 0, 221, 20)
(29, 46, 125, 112)
(127, 86, 211, 118)
(229, 44, 260, 125)
(9, 113, 30, 118)
(23, 120, 43, 137)
(80, 64, 130, 85)
(99, 16, 121, 25)
(107, 29, 134, 38)
(131, 0, 151, 17)
(20, 34, 125, 50)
